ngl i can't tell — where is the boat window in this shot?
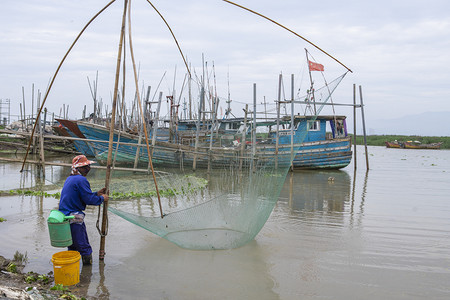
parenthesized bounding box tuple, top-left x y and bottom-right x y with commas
(307, 120, 320, 131)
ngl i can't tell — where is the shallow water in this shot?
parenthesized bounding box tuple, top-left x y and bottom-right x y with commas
(1, 146, 449, 299)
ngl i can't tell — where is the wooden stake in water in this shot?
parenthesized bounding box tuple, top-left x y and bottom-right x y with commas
(99, 0, 129, 261)
(353, 84, 357, 170)
(359, 85, 369, 170)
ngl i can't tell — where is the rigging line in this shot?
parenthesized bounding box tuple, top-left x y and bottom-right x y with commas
(306, 49, 337, 116)
(151, 71, 166, 102)
(129, 0, 164, 218)
(222, 0, 352, 73)
(112, 41, 127, 170)
(20, 0, 117, 172)
(145, 0, 191, 77)
(177, 73, 188, 105)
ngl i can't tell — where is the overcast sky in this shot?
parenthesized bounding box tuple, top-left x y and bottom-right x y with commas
(1, 0, 449, 134)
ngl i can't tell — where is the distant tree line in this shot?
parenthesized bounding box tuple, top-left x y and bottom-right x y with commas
(350, 135, 450, 149)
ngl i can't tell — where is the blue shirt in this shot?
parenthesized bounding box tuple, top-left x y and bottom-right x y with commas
(59, 175, 104, 216)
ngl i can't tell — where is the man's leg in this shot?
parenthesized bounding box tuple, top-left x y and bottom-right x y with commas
(68, 222, 93, 264)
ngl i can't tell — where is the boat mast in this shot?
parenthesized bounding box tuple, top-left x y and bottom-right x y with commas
(305, 49, 317, 115)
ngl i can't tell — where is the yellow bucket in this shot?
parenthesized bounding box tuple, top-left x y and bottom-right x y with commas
(51, 251, 81, 286)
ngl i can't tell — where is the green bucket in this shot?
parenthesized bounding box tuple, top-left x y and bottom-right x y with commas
(47, 210, 74, 248)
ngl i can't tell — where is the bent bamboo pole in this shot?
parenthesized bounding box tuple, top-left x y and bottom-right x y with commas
(222, 0, 352, 73)
(20, 0, 117, 172)
(99, 0, 128, 261)
(128, 0, 164, 218)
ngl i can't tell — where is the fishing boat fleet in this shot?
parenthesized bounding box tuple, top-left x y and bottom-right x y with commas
(385, 140, 442, 149)
(47, 51, 356, 170)
(55, 101, 352, 169)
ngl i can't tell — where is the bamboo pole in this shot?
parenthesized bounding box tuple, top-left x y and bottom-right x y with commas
(252, 83, 257, 171)
(275, 74, 282, 169)
(133, 127, 143, 169)
(20, 0, 117, 172)
(99, 0, 128, 261)
(290, 74, 294, 167)
(21, 87, 26, 131)
(193, 87, 204, 170)
(38, 101, 45, 177)
(353, 84, 357, 171)
(239, 104, 248, 171)
(359, 85, 369, 170)
(127, 0, 163, 218)
(188, 63, 192, 120)
(151, 92, 162, 149)
(0, 157, 167, 173)
(223, 0, 352, 73)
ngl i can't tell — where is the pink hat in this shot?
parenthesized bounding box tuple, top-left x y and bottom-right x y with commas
(72, 155, 96, 169)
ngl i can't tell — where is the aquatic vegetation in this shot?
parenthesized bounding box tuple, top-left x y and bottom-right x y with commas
(0, 217, 6, 222)
(13, 250, 28, 265)
(50, 284, 68, 291)
(50, 284, 84, 300)
(8, 189, 61, 199)
(4, 174, 208, 201)
(6, 262, 17, 273)
(25, 273, 47, 284)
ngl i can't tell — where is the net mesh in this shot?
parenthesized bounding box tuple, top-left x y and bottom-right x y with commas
(102, 74, 346, 250)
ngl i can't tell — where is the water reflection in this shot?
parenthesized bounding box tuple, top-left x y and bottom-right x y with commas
(73, 261, 110, 299)
(349, 169, 370, 227)
(280, 170, 351, 213)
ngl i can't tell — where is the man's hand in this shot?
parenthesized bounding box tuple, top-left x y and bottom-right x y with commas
(97, 187, 107, 196)
(102, 193, 109, 202)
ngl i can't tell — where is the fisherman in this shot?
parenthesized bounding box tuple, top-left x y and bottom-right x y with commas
(59, 155, 108, 265)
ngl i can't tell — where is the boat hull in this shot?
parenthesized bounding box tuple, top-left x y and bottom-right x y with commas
(75, 122, 352, 170)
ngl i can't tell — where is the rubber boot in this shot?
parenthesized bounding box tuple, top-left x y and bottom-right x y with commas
(82, 254, 92, 265)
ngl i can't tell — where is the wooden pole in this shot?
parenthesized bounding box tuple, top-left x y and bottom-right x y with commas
(239, 104, 248, 171)
(275, 74, 282, 168)
(21, 87, 26, 131)
(359, 85, 369, 170)
(99, 0, 128, 261)
(151, 92, 162, 148)
(193, 87, 204, 170)
(252, 83, 256, 171)
(290, 74, 294, 167)
(20, 103, 23, 130)
(353, 84, 357, 171)
(188, 63, 192, 120)
(305, 49, 317, 115)
(127, 0, 163, 217)
(38, 102, 45, 177)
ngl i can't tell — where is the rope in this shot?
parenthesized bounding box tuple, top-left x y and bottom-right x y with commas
(96, 203, 108, 237)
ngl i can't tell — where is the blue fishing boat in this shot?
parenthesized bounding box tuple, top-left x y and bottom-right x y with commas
(65, 113, 351, 170)
(225, 115, 352, 170)
(286, 115, 352, 169)
(75, 121, 234, 168)
(54, 119, 96, 157)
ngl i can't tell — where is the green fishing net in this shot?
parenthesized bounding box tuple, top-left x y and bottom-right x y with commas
(101, 74, 346, 250)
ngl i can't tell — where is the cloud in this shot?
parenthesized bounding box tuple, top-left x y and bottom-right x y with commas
(1, 0, 450, 135)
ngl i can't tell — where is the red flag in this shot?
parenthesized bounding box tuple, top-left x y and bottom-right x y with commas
(308, 60, 324, 72)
